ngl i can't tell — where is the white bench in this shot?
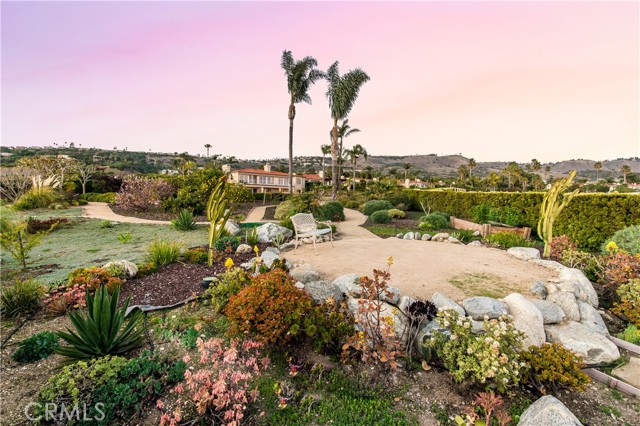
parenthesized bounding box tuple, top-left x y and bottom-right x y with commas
(290, 213, 334, 253)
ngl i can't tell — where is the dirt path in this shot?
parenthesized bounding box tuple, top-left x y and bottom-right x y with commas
(283, 209, 558, 302)
(82, 202, 210, 224)
(244, 205, 278, 223)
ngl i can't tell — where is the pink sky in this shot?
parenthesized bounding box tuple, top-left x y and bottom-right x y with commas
(2, 1, 638, 162)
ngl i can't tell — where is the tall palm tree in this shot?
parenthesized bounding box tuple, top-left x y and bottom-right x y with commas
(594, 161, 602, 181)
(281, 50, 324, 193)
(402, 163, 412, 181)
(326, 61, 370, 198)
(467, 158, 476, 178)
(344, 144, 368, 191)
(204, 144, 212, 158)
(621, 164, 631, 184)
(331, 119, 361, 179)
(320, 144, 331, 184)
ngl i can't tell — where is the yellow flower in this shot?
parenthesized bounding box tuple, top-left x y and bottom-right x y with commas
(225, 258, 234, 269)
(605, 241, 618, 253)
(253, 245, 260, 255)
(387, 256, 394, 267)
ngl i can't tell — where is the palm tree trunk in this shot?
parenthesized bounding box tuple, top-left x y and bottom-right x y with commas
(321, 154, 326, 184)
(331, 119, 339, 199)
(288, 101, 295, 193)
(338, 136, 344, 179)
(352, 159, 357, 192)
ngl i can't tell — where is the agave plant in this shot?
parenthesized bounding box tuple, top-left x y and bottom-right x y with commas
(56, 285, 146, 362)
(171, 209, 197, 231)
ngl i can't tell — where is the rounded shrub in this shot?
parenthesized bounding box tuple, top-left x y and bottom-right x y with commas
(345, 201, 360, 209)
(370, 210, 391, 224)
(12, 331, 59, 363)
(388, 208, 406, 219)
(363, 200, 393, 216)
(13, 188, 58, 210)
(274, 200, 298, 220)
(213, 236, 241, 253)
(520, 342, 590, 395)
(603, 224, 640, 255)
(419, 212, 450, 231)
(315, 201, 345, 222)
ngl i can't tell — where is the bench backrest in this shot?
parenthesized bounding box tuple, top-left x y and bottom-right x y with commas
(291, 213, 317, 234)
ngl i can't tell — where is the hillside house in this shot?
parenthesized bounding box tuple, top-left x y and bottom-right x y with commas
(225, 164, 322, 193)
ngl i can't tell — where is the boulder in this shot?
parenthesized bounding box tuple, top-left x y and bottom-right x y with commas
(447, 237, 462, 244)
(530, 259, 566, 273)
(529, 281, 548, 299)
(421, 234, 432, 241)
(471, 319, 485, 334)
(346, 298, 409, 343)
(506, 247, 541, 261)
(397, 295, 417, 313)
(403, 232, 415, 240)
(279, 242, 296, 252)
(518, 395, 582, 426)
(102, 260, 138, 279)
(577, 302, 609, 335)
(547, 291, 580, 322)
(431, 292, 465, 317)
(503, 293, 545, 348)
(544, 322, 620, 364)
(414, 320, 450, 357)
(431, 232, 450, 242)
(384, 286, 401, 305)
(303, 280, 344, 304)
(396, 233, 404, 239)
(333, 273, 362, 297)
(224, 220, 242, 236)
(260, 251, 279, 269)
(236, 244, 253, 254)
(414, 232, 421, 240)
(558, 268, 598, 308)
(467, 240, 482, 247)
(264, 247, 280, 255)
(290, 264, 321, 284)
(256, 223, 293, 243)
(462, 296, 508, 320)
(532, 300, 565, 324)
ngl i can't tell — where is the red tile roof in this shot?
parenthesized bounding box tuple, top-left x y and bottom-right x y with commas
(302, 174, 323, 181)
(234, 168, 289, 176)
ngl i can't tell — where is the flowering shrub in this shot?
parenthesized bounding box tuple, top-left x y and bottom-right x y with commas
(159, 338, 269, 426)
(44, 284, 88, 315)
(597, 250, 640, 296)
(115, 175, 175, 211)
(342, 258, 403, 371)
(68, 266, 123, 294)
(603, 225, 640, 255)
(183, 247, 208, 264)
(611, 278, 640, 327)
(520, 343, 589, 395)
(549, 235, 577, 261)
(456, 391, 511, 426)
(430, 310, 525, 393)
(225, 270, 313, 344)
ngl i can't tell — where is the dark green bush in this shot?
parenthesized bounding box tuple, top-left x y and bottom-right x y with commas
(486, 232, 532, 249)
(370, 210, 392, 224)
(315, 201, 345, 222)
(13, 188, 59, 210)
(146, 240, 182, 266)
(363, 200, 393, 216)
(79, 192, 117, 203)
(213, 235, 241, 252)
(419, 212, 450, 231)
(171, 209, 197, 231)
(603, 224, 640, 255)
(345, 201, 360, 209)
(162, 168, 224, 215)
(12, 331, 59, 363)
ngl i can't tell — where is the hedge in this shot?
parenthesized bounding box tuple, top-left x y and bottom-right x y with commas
(404, 190, 640, 252)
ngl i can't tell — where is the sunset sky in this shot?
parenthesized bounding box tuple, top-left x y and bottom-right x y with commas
(2, 1, 638, 162)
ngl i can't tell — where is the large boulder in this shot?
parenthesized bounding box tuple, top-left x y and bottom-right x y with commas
(333, 273, 362, 297)
(431, 292, 465, 317)
(431, 232, 450, 242)
(544, 322, 620, 364)
(290, 264, 321, 284)
(558, 268, 598, 308)
(507, 247, 541, 261)
(224, 220, 242, 236)
(346, 298, 409, 344)
(547, 291, 580, 322)
(256, 223, 293, 243)
(503, 293, 545, 348)
(403, 232, 415, 240)
(102, 260, 138, 279)
(529, 281, 548, 299)
(530, 259, 566, 273)
(303, 280, 344, 304)
(518, 395, 582, 426)
(462, 296, 508, 320)
(414, 320, 450, 358)
(532, 300, 566, 324)
(421, 233, 432, 241)
(577, 302, 609, 336)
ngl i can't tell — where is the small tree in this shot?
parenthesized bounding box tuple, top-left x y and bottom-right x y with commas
(206, 177, 233, 266)
(538, 171, 579, 257)
(0, 219, 51, 270)
(74, 163, 95, 194)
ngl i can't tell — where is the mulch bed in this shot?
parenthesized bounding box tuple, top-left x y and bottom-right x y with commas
(119, 244, 269, 306)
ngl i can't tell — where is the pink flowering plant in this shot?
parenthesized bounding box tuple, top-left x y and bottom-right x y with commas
(158, 337, 270, 426)
(429, 309, 525, 393)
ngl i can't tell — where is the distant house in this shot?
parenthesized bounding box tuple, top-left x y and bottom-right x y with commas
(225, 164, 322, 193)
(403, 178, 430, 189)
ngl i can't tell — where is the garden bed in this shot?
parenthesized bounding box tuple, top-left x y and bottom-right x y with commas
(110, 201, 263, 222)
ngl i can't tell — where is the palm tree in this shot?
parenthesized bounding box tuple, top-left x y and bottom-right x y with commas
(594, 161, 602, 181)
(331, 119, 361, 179)
(326, 61, 370, 198)
(457, 165, 469, 182)
(320, 144, 331, 184)
(621, 164, 631, 184)
(204, 144, 212, 158)
(281, 50, 324, 193)
(531, 158, 542, 172)
(344, 144, 368, 191)
(467, 158, 476, 178)
(402, 163, 412, 181)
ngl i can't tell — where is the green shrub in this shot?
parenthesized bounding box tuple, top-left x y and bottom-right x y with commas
(183, 247, 208, 264)
(611, 278, 640, 327)
(161, 168, 223, 215)
(275, 199, 298, 220)
(13, 187, 58, 210)
(618, 324, 640, 345)
(363, 200, 393, 216)
(136, 261, 158, 277)
(226, 183, 254, 203)
(146, 239, 182, 266)
(279, 217, 294, 231)
(171, 209, 197, 231)
(67, 266, 123, 294)
(213, 235, 241, 252)
(100, 219, 113, 229)
(206, 267, 251, 312)
(430, 309, 525, 393)
(345, 201, 360, 209)
(315, 201, 345, 222)
(486, 232, 531, 249)
(603, 225, 640, 255)
(80, 192, 117, 203)
(1, 218, 51, 269)
(388, 209, 406, 219)
(520, 343, 590, 395)
(370, 210, 391, 224)
(472, 204, 524, 227)
(12, 331, 59, 363)
(56, 285, 147, 362)
(0, 278, 45, 318)
(450, 229, 477, 243)
(419, 212, 449, 231)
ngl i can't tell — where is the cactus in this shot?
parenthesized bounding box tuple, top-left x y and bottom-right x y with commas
(206, 177, 233, 266)
(538, 170, 579, 258)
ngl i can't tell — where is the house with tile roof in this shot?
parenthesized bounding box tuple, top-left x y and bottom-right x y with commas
(225, 164, 322, 193)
